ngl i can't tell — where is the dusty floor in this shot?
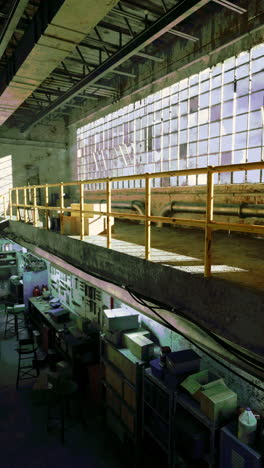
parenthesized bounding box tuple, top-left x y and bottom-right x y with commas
(92, 221, 264, 292)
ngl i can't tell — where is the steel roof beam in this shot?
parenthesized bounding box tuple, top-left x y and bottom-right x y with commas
(212, 0, 246, 14)
(110, 3, 199, 42)
(0, 0, 29, 61)
(22, 0, 211, 131)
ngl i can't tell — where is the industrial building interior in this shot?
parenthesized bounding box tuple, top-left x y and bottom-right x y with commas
(0, 0, 263, 467)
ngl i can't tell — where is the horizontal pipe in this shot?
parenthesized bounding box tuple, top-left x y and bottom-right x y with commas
(170, 202, 264, 218)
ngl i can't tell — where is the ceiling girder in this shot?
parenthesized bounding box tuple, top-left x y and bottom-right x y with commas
(0, 0, 29, 61)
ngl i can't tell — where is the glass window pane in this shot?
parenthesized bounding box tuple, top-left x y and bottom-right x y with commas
(237, 95, 249, 114)
(236, 63, 249, 79)
(189, 127, 198, 141)
(223, 83, 234, 101)
(247, 170, 260, 183)
(189, 143, 197, 157)
(236, 114, 248, 132)
(222, 100, 233, 118)
(235, 132, 247, 150)
(190, 96, 198, 113)
(222, 135, 232, 152)
(248, 147, 261, 162)
(200, 81, 209, 93)
(211, 88, 221, 105)
(224, 69, 235, 84)
(248, 129, 262, 148)
(180, 100, 188, 115)
(236, 77, 249, 96)
(209, 138, 220, 153)
(222, 118, 233, 135)
(180, 89, 188, 100)
(199, 124, 209, 140)
(199, 108, 209, 124)
(198, 140, 208, 155)
(189, 112, 198, 127)
(251, 91, 264, 111)
(200, 93, 209, 108)
(249, 110, 262, 129)
(210, 122, 220, 138)
(251, 72, 264, 92)
(211, 105, 221, 122)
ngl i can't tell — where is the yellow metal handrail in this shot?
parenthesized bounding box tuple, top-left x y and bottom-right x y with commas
(6, 161, 264, 277)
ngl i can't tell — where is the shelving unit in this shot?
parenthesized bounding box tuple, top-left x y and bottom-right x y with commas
(143, 368, 176, 468)
(100, 334, 147, 466)
(143, 368, 222, 468)
(0, 251, 17, 268)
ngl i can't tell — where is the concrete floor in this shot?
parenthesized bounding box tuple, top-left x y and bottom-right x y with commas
(0, 310, 134, 468)
(78, 221, 264, 292)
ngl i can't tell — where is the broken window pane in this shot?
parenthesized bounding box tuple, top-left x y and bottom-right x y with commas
(211, 105, 221, 122)
(179, 143, 187, 159)
(190, 96, 198, 113)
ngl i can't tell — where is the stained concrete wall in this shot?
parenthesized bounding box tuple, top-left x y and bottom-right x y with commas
(3, 220, 264, 362)
(0, 119, 69, 189)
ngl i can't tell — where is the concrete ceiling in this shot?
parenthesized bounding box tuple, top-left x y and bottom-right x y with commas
(0, 0, 255, 131)
(0, 0, 119, 126)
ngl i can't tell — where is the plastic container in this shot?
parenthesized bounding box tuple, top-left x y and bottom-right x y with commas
(150, 358, 164, 379)
(238, 408, 257, 445)
(33, 285, 41, 297)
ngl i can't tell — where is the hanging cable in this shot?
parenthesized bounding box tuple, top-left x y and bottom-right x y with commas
(126, 287, 264, 391)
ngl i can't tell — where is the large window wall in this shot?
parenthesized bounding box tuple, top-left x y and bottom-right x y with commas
(0, 155, 13, 214)
(77, 43, 264, 190)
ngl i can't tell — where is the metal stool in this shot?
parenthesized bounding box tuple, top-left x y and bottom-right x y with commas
(47, 375, 78, 444)
(16, 337, 40, 389)
(4, 304, 26, 340)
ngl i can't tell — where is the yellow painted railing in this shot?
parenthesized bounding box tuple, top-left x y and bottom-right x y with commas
(5, 162, 264, 277)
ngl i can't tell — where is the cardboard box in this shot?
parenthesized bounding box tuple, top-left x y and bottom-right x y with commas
(70, 203, 107, 218)
(106, 387, 122, 416)
(103, 309, 139, 332)
(106, 409, 124, 443)
(119, 348, 141, 385)
(121, 405, 135, 435)
(105, 328, 139, 347)
(124, 334, 154, 360)
(105, 365, 122, 396)
(200, 386, 237, 424)
(123, 381, 136, 410)
(105, 343, 137, 384)
(105, 343, 122, 370)
(122, 329, 150, 347)
(166, 349, 200, 376)
(180, 370, 221, 402)
(61, 215, 105, 236)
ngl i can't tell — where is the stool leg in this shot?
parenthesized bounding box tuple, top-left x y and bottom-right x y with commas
(16, 353, 21, 390)
(4, 312, 8, 337)
(14, 315, 18, 340)
(60, 399, 65, 444)
(34, 350, 40, 377)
